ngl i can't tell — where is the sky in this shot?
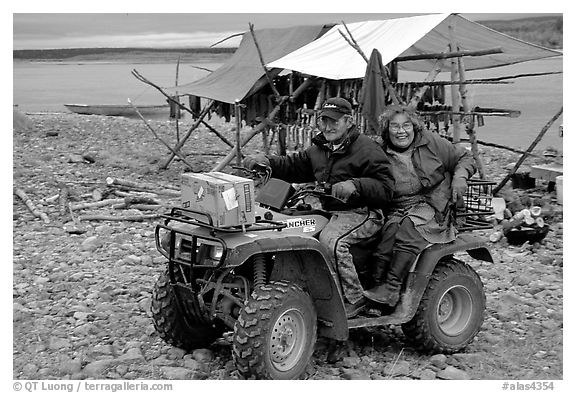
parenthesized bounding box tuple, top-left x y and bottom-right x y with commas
(11, 2, 565, 50)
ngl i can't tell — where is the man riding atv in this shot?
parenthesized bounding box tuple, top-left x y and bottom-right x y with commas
(244, 97, 394, 317)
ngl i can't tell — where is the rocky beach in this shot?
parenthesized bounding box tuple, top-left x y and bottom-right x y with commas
(12, 111, 563, 381)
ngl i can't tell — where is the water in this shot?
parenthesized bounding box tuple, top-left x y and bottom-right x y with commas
(399, 57, 563, 151)
(12, 61, 217, 112)
(13, 57, 563, 151)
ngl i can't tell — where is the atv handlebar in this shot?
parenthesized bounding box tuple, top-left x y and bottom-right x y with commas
(232, 165, 272, 185)
(286, 184, 346, 207)
(232, 166, 346, 207)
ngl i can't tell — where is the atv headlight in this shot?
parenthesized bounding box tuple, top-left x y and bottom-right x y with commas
(197, 239, 224, 264)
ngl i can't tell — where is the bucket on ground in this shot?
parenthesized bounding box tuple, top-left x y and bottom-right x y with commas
(556, 175, 563, 205)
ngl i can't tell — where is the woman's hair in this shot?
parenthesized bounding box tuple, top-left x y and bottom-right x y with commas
(378, 104, 424, 142)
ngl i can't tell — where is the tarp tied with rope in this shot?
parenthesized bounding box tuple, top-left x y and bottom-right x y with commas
(171, 24, 326, 104)
(267, 13, 562, 80)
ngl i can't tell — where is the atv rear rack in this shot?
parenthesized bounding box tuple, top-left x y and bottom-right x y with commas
(455, 178, 496, 232)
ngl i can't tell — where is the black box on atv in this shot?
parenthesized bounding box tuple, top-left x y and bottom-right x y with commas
(256, 178, 295, 211)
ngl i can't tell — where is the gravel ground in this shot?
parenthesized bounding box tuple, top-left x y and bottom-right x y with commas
(12, 112, 563, 381)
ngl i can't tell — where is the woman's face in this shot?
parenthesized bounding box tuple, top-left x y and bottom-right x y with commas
(388, 113, 415, 149)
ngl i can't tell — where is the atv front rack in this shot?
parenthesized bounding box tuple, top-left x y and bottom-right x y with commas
(161, 207, 287, 236)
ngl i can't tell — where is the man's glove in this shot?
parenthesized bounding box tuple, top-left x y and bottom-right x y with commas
(242, 154, 270, 171)
(451, 177, 468, 204)
(331, 180, 357, 202)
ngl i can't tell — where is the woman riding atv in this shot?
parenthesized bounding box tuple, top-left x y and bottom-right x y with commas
(364, 104, 476, 306)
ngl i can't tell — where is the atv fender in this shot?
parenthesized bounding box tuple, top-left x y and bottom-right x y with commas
(401, 233, 492, 321)
(413, 233, 493, 277)
(226, 235, 349, 341)
(350, 233, 493, 329)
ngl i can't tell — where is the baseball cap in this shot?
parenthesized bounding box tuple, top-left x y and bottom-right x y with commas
(319, 97, 352, 120)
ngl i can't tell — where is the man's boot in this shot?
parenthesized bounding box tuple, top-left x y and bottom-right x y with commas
(363, 251, 415, 306)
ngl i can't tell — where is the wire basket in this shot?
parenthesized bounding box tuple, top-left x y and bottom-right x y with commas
(455, 178, 496, 232)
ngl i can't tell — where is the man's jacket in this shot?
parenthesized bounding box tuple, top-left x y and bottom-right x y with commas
(267, 126, 394, 211)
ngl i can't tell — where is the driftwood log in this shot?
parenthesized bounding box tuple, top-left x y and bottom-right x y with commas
(58, 183, 69, 216)
(14, 188, 50, 224)
(114, 204, 165, 211)
(106, 177, 180, 197)
(70, 198, 126, 211)
(78, 213, 162, 222)
(71, 195, 168, 211)
(113, 190, 162, 199)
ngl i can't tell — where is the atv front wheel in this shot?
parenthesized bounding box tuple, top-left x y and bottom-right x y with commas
(401, 258, 485, 353)
(151, 269, 223, 351)
(233, 281, 317, 380)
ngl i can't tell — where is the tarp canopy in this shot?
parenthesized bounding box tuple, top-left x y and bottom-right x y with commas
(172, 24, 326, 103)
(268, 13, 563, 80)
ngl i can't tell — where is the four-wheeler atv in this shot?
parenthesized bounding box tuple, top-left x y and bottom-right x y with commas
(150, 169, 495, 380)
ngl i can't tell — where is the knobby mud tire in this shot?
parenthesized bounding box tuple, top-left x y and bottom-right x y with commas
(151, 269, 222, 351)
(233, 281, 317, 380)
(401, 258, 486, 354)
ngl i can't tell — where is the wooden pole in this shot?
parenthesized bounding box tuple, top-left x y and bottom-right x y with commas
(448, 25, 462, 143)
(235, 100, 243, 168)
(408, 56, 447, 109)
(395, 47, 503, 62)
(261, 125, 270, 155)
(493, 107, 563, 195)
(128, 99, 195, 171)
(132, 69, 226, 168)
(201, 121, 235, 148)
(160, 100, 215, 169)
(450, 56, 462, 142)
(398, 70, 563, 86)
(249, 23, 281, 101)
(174, 56, 181, 142)
(417, 109, 520, 118)
(338, 22, 400, 105)
(457, 51, 486, 179)
(212, 77, 315, 171)
(457, 138, 543, 158)
(132, 68, 230, 146)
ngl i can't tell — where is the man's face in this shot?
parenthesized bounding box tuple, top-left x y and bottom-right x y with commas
(318, 115, 351, 143)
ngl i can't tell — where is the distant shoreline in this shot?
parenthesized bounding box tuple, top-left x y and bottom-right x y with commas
(13, 55, 231, 65)
(12, 47, 235, 63)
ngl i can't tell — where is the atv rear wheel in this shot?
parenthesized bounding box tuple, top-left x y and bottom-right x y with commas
(233, 281, 317, 380)
(151, 269, 223, 351)
(401, 258, 485, 353)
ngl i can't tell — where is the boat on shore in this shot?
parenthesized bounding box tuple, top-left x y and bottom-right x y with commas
(64, 103, 170, 118)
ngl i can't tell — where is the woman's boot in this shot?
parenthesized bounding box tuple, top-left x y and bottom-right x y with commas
(363, 251, 415, 306)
